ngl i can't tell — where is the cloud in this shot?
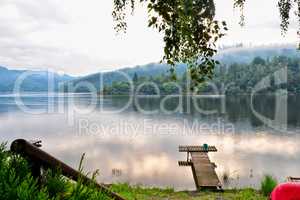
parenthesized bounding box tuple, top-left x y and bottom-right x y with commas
(0, 0, 297, 75)
(0, 0, 68, 38)
(0, 0, 164, 75)
(0, 0, 98, 75)
(0, 40, 100, 74)
(0, 0, 68, 23)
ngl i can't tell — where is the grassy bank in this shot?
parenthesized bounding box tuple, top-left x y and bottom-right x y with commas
(111, 184, 267, 200)
(0, 143, 269, 200)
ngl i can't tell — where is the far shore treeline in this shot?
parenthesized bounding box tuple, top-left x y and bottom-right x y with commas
(100, 56, 300, 95)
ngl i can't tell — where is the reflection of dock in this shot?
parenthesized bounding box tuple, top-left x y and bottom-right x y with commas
(178, 145, 221, 190)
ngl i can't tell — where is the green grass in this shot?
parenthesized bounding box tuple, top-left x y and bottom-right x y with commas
(0, 142, 268, 200)
(110, 184, 267, 200)
(260, 174, 277, 196)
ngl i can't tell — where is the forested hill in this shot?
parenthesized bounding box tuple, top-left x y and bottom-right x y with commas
(63, 45, 300, 93)
(61, 63, 187, 92)
(0, 66, 73, 92)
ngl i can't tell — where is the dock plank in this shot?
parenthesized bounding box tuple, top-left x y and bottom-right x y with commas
(179, 146, 217, 152)
(191, 152, 220, 187)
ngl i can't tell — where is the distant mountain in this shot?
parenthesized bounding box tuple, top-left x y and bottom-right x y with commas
(0, 66, 74, 92)
(62, 63, 187, 92)
(64, 45, 300, 92)
(215, 44, 300, 64)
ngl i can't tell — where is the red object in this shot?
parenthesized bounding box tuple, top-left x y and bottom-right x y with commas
(271, 182, 300, 200)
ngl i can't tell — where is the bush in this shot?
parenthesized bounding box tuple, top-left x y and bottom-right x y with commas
(0, 143, 50, 200)
(0, 143, 114, 200)
(260, 174, 277, 196)
(43, 169, 68, 199)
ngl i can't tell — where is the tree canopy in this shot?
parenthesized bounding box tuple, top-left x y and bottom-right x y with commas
(112, 0, 300, 87)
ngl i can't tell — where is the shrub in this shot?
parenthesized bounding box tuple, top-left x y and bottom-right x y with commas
(0, 143, 51, 200)
(43, 169, 68, 199)
(0, 143, 114, 200)
(260, 174, 277, 196)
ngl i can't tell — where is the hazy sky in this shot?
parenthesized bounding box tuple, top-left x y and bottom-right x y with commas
(0, 0, 298, 75)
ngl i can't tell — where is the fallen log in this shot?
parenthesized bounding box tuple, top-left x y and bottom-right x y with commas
(10, 139, 125, 200)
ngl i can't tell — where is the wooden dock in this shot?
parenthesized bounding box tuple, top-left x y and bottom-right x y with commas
(287, 176, 300, 182)
(178, 145, 221, 190)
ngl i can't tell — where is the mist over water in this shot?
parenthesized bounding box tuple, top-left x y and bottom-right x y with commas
(1, 94, 300, 190)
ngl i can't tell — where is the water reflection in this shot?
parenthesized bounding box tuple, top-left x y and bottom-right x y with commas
(0, 94, 300, 190)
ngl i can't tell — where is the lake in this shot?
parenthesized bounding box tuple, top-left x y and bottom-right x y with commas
(1, 93, 300, 190)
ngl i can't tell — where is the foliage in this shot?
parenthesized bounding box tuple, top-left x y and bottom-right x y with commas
(214, 55, 300, 94)
(113, 0, 300, 87)
(260, 174, 278, 196)
(0, 143, 114, 200)
(113, 0, 227, 87)
(102, 72, 181, 95)
(0, 143, 50, 200)
(43, 169, 68, 199)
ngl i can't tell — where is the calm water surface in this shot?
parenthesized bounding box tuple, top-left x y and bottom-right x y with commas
(1, 93, 300, 190)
